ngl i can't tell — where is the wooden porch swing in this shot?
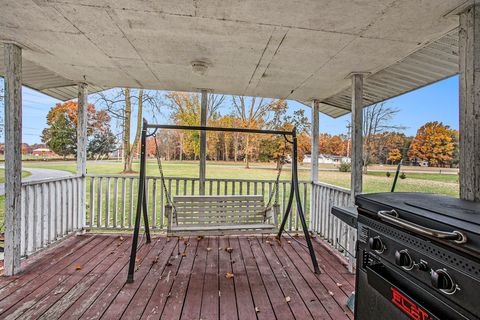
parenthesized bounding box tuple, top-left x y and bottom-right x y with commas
(126, 120, 320, 283)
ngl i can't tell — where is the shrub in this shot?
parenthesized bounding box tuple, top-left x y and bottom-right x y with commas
(338, 162, 351, 172)
(386, 172, 391, 178)
(400, 172, 407, 179)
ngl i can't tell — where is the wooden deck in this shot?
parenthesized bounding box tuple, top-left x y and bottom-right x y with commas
(0, 233, 355, 320)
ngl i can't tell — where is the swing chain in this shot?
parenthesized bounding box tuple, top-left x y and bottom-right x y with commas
(152, 133, 178, 225)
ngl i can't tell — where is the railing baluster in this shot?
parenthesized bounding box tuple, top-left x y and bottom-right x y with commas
(121, 178, 126, 228)
(97, 177, 103, 228)
(105, 177, 111, 228)
(129, 178, 134, 228)
(152, 178, 157, 229)
(113, 177, 118, 228)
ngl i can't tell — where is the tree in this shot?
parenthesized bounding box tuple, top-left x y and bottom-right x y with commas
(166, 92, 225, 160)
(96, 89, 162, 172)
(88, 130, 117, 160)
(41, 101, 108, 159)
(232, 96, 277, 168)
(408, 121, 456, 167)
(348, 102, 405, 171)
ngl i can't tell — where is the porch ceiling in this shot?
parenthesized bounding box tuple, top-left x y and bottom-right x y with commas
(0, 0, 465, 117)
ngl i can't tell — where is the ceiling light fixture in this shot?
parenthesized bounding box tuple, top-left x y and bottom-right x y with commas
(191, 60, 209, 76)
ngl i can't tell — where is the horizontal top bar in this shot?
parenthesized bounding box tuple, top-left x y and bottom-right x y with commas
(145, 123, 293, 135)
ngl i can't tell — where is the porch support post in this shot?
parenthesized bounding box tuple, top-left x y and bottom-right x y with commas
(199, 89, 208, 195)
(350, 73, 364, 201)
(459, 3, 480, 201)
(77, 83, 88, 227)
(311, 100, 320, 182)
(309, 99, 320, 231)
(4, 43, 22, 275)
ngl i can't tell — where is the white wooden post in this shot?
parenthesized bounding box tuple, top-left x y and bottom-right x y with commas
(459, 4, 480, 202)
(311, 100, 320, 182)
(199, 89, 208, 195)
(350, 73, 364, 202)
(4, 43, 22, 275)
(77, 83, 88, 227)
(309, 100, 320, 231)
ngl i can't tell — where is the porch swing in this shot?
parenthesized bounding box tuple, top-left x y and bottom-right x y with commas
(153, 132, 281, 236)
(127, 120, 321, 283)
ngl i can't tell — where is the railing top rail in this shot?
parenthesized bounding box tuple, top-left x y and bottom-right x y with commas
(21, 174, 83, 187)
(86, 174, 308, 184)
(312, 181, 351, 194)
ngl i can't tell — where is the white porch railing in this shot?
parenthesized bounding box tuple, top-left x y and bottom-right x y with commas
(20, 175, 85, 258)
(86, 175, 310, 232)
(310, 181, 357, 272)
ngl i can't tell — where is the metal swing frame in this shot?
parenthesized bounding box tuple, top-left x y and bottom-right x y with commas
(127, 119, 320, 283)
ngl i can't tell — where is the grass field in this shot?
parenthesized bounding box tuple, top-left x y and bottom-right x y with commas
(0, 161, 459, 232)
(23, 160, 459, 197)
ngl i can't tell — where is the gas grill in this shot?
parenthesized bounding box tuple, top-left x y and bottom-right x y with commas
(354, 192, 480, 320)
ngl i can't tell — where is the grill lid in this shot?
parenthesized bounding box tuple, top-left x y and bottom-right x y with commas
(356, 193, 480, 235)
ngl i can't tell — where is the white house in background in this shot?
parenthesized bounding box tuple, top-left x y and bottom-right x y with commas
(303, 153, 351, 164)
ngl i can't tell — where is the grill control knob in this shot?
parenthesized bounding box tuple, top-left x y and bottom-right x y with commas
(431, 269, 456, 294)
(395, 250, 414, 270)
(368, 236, 385, 254)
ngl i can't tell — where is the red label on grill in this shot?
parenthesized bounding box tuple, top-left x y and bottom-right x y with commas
(391, 287, 432, 320)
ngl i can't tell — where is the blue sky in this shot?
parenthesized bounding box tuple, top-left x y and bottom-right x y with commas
(0, 75, 460, 144)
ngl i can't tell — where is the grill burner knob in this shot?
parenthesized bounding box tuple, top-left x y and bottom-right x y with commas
(395, 250, 414, 270)
(368, 236, 385, 254)
(431, 269, 456, 294)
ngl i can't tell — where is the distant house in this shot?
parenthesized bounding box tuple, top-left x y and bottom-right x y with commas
(410, 157, 429, 167)
(32, 148, 56, 157)
(303, 154, 351, 164)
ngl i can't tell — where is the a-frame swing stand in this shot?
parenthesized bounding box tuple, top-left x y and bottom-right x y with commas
(127, 120, 321, 283)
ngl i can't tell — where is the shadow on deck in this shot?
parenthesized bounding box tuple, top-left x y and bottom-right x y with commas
(0, 233, 355, 319)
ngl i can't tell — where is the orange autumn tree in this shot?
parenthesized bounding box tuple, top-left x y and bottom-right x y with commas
(408, 121, 456, 167)
(42, 101, 109, 159)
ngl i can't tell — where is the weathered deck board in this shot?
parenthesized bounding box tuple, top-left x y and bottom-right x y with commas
(0, 234, 354, 320)
(200, 237, 219, 320)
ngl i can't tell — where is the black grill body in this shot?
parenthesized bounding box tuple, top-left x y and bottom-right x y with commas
(355, 192, 480, 320)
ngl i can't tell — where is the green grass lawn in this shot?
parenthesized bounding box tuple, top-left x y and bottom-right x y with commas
(0, 169, 32, 184)
(0, 161, 458, 232)
(24, 160, 459, 197)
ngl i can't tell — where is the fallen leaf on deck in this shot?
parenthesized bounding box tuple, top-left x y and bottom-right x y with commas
(336, 283, 343, 287)
(181, 252, 187, 257)
(287, 241, 291, 244)
(225, 247, 233, 253)
(166, 261, 173, 266)
(197, 236, 204, 241)
(285, 296, 291, 303)
(152, 256, 159, 265)
(207, 247, 212, 252)
(328, 291, 334, 296)
(119, 236, 124, 241)
(294, 234, 299, 238)
(225, 272, 234, 279)
(75, 264, 82, 270)
(255, 307, 260, 313)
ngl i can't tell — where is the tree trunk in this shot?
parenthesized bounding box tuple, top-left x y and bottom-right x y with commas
(245, 135, 250, 168)
(233, 135, 238, 162)
(224, 140, 229, 161)
(124, 89, 144, 173)
(123, 88, 132, 172)
(179, 133, 183, 161)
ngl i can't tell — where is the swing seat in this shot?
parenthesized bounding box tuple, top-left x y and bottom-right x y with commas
(166, 195, 279, 236)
